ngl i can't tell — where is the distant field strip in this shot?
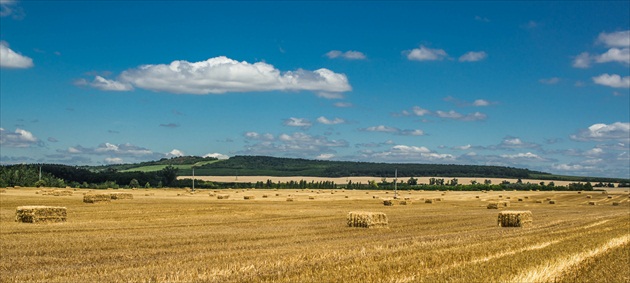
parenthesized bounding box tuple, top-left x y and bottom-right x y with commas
(509, 234, 630, 283)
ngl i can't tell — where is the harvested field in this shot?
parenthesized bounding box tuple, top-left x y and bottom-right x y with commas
(0, 187, 628, 282)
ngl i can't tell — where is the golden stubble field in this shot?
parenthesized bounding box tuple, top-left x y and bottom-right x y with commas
(1, 187, 629, 283)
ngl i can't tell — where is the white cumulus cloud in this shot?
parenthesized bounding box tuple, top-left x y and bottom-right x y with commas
(406, 45, 448, 61)
(0, 128, 39, 147)
(91, 76, 134, 91)
(571, 122, 630, 141)
(592, 74, 630, 88)
(86, 56, 351, 96)
(595, 48, 630, 64)
(203, 152, 229, 160)
(0, 41, 33, 69)
(325, 50, 366, 60)
(459, 51, 487, 62)
(283, 117, 312, 128)
(317, 116, 346, 125)
(597, 30, 630, 48)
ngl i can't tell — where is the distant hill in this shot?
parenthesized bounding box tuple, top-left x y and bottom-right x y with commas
(181, 155, 547, 179)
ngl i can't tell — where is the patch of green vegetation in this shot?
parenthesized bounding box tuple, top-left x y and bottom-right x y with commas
(120, 158, 222, 172)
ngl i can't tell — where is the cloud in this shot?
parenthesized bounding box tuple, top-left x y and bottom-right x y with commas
(401, 105, 487, 121)
(0, 41, 33, 69)
(283, 117, 312, 129)
(472, 99, 490, 106)
(244, 131, 275, 141)
(406, 45, 448, 61)
(317, 116, 346, 125)
(595, 48, 630, 64)
(90, 76, 133, 91)
(597, 30, 630, 48)
(167, 149, 184, 157)
(500, 152, 545, 161)
(435, 110, 487, 121)
(592, 74, 630, 88)
(64, 142, 155, 157)
(474, 16, 490, 22)
(0, 0, 23, 19)
(315, 91, 345, 99)
(571, 122, 630, 142)
(316, 153, 335, 160)
(47, 137, 58, 143)
(239, 131, 348, 158)
(105, 157, 123, 164)
(459, 51, 487, 62)
(203, 152, 229, 160)
(361, 125, 425, 136)
(539, 77, 560, 85)
(521, 20, 541, 29)
(86, 56, 351, 96)
(0, 128, 40, 147)
(325, 50, 366, 60)
(572, 52, 592, 68)
(333, 102, 353, 108)
(363, 145, 455, 162)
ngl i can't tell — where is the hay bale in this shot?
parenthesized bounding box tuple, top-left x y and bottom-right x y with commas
(52, 190, 73, 196)
(262, 194, 268, 198)
(434, 198, 443, 201)
(145, 193, 155, 196)
(487, 201, 510, 209)
(399, 200, 410, 205)
(16, 206, 67, 223)
(110, 192, 133, 200)
(217, 194, 230, 200)
(549, 200, 556, 204)
(243, 195, 255, 200)
(347, 211, 388, 228)
(425, 199, 434, 204)
(497, 210, 533, 228)
(535, 200, 543, 203)
(308, 196, 315, 200)
(286, 197, 295, 202)
(588, 201, 596, 205)
(612, 202, 620, 206)
(83, 193, 111, 203)
(586, 195, 592, 199)
(383, 200, 395, 206)
(578, 191, 582, 194)
(607, 195, 612, 199)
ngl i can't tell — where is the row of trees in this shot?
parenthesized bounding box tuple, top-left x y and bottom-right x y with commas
(0, 164, 179, 189)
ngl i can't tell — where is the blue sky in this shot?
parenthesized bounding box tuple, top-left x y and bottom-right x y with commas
(1, 1, 629, 178)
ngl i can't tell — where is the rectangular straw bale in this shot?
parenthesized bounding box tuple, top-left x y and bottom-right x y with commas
(286, 197, 295, 202)
(217, 194, 230, 199)
(588, 201, 596, 205)
(243, 195, 255, 200)
(612, 202, 620, 206)
(347, 211, 388, 228)
(52, 190, 73, 196)
(425, 199, 434, 204)
(399, 200, 410, 205)
(16, 206, 67, 223)
(497, 210, 533, 228)
(110, 192, 133, 200)
(83, 193, 111, 203)
(535, 200, 543, 203)
(586, 195, 592, 199)
(487, 201, 510, 209)
(383, 200, 395, 206)
(549, 200, 556, 204)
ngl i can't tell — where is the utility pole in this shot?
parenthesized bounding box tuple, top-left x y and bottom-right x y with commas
(39, 165, 42, 181)
(394, 169, 398, 199)
(192, 167, 195, 192)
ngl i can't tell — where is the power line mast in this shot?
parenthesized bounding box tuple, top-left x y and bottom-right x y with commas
(192, 166, 195, 192)
(394, 169, 398, 199)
